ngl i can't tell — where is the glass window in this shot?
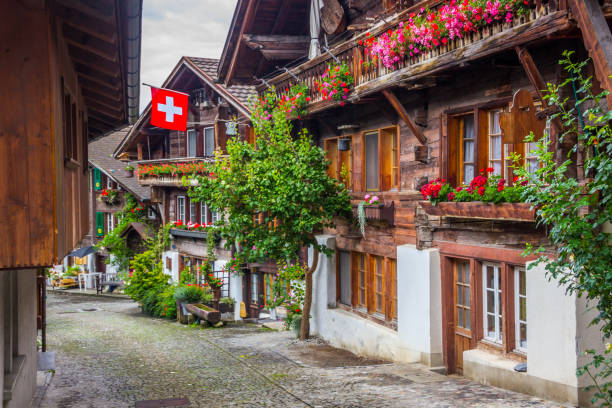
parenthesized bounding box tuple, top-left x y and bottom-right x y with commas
(177, 196, 186, 223)
(489, 110, 503, 176)
(107, 213, 114, 232)
(365, 131, 379, 191)
(189, 200, 196, 223)
(455, 260, 471, 331)
(515, 267, 527, 352)
(200, 202, 208, 225)
(212, 210, 220, 223)
(482, 263, 503, 344)
(204, 127, 215, 156)
(375, 256, 384, 313)
(358, 253, 367, 307)
(339, 251, 351, 306)
(187, 129, 197, 157)
(251, 274, 259, 303)
(460, 115, 475, 184)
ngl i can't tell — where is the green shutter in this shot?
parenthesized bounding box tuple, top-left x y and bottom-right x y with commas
(94, 168, 101, 190)
(96, 212, 104, 236)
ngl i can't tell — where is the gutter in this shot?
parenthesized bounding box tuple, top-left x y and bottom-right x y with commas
(125, 0, 143, 124)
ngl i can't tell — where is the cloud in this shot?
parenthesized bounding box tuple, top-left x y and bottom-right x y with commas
(139, 0, 238, 112)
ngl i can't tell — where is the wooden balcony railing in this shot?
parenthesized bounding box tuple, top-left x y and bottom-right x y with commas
(260, 0, 570, 113)
(134, 157, 218, 186)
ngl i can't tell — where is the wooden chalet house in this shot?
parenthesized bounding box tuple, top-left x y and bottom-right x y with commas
(0, 0, 142, 406)
(83, 127, 159, 280)
(114, 57, 255, 316)
(218, 0, 612, 404)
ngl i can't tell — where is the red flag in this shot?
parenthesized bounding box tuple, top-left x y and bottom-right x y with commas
(150, 87, 188, 131)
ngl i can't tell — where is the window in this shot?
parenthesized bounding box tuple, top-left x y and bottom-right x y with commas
(344, 251, 397, 325)
(457, 115, 475, 185)
(204, 127, 215, 156)
(483, 263, 503, 344)
(211, 210, 220, 223)
(374, 256, 384, 313)
(324, 137, 352, 188)
(365, 131, 379, 191)
(106, 176, 113, 190)
(515, 267, 527, 352)
(214, 269, 230, 298)
(187, 129, 197, 157)
(250, 273, 259, 303)
(189, 200, 196, 222)
(107, 213, 114, 232)
(200, 202, 208, 225)
(338, 250, 351, 306)
(357, 253, 367, 307)
(455, 261, 471, 331)
(177, 196, 186, 223)
(488, 110, 503, 176)
(148, 207, 156, 220)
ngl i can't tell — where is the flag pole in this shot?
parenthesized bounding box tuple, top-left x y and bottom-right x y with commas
(142, 82, 189, 96)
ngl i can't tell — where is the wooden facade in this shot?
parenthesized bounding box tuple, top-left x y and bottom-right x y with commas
(0, 0, 141, 270)
(218, 0, 612, 377)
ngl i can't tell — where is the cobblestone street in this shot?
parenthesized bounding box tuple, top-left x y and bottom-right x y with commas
(40, 293, 567, 408)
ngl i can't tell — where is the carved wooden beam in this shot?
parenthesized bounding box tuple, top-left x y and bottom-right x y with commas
(515, 46, 562, 135)
(568, 0, 612, 106)
(381, 89, 427, 145)
(243, 34, 310, 60)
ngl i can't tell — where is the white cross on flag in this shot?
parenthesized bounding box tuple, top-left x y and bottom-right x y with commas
(150, 86, 188, 131)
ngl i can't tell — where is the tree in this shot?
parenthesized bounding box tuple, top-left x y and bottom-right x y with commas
(512, 51, 611, 406)
(188, 87, 351, 339)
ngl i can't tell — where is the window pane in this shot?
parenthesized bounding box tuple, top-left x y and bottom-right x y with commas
(204, 127, 215, 156)
(463, 165, 474, 185)
(458, 307, 463, 327)
(487, 314, 496, 338)
(519, 269, 526, 295)
(464, 115, 474, 139)
(520, 323, 527, 348)
(465, 310, 470, 330)
(365, 132, 379, 190)
(486, 266, 495, 289)
(339, 251, 351, 306)
(490, 110, 501, 134)
(465, 286, 470, 303)
(463, 140, 474, 162)
(487, 290, 494, 312)
(520, 297, 526, 321)
(490, 135, 502, 160)
(465, 265, 470, 284)
(187, 130, 197, 157)
(457, 286, 463, 305)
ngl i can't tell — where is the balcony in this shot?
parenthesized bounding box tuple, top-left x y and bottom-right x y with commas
(134, 157, 217, 186)
(259, 0, 571, 114)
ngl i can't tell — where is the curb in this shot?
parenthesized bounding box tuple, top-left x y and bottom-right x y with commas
(47, 289, 130, 300)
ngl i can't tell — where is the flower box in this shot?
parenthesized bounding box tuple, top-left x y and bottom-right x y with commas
(419, 201, 536, 222)
(351, 201, 395, 225)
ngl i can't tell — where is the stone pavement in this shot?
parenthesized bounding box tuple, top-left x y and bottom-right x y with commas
(40, 293, 569, 408)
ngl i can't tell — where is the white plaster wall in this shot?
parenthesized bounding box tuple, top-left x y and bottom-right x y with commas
(309, 236, 442, 364)
(230, 273, 244, 321)
(162, 250, 179, 282)
(397, 245, 443, 365)
(527, 261, 578, 387)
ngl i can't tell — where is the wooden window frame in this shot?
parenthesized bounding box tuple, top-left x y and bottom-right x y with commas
(441, 250, 526, 373)
(200, 202, 208, 225)
(176, 195, 186, 223)
(189, 199, 196, 223)
(514, 266, 527, 353)
(353, 125, 399, 193)
(186, 129, 197, 158)
(324, 136, 352, 189)
(482, 262, 503, 345)
(203, 126, 215, 156)
(344, 250, 397, 327)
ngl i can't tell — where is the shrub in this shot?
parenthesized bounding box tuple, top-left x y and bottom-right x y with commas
(174, 284, 211, 304)
(124, 251, 168, 302)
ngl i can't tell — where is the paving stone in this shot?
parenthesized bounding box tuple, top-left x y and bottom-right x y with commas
(40, 294, 569, 408)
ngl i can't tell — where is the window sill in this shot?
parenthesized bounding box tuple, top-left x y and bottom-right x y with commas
(336, 303, 397, 331)
(3, 355, 25, 402)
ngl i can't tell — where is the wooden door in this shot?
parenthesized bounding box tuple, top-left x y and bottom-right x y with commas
(453, 260, 472, 373)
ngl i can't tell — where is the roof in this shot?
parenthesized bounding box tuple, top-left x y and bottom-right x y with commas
(119, 222, 152, 240)
(184, 57, 256, 106)
(89, 127, 151, 201)
(113, 56, 255, 158)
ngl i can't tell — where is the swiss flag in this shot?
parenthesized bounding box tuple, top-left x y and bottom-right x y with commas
(150, 87, 188, 131)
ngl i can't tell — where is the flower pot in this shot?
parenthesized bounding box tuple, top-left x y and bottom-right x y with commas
(124, 169, 134, 178)
(218, 302, 231, 314)
(338, 138, 351, 151)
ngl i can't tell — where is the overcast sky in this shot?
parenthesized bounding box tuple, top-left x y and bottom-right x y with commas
(139, 0, 238, 112)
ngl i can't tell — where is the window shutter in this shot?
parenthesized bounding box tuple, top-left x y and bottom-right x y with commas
(95, 212, 104, 236)
(94, 168, 101, 190)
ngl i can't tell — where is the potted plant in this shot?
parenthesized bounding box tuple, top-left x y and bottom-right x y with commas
(124, 164, 134, 178)
(207, 274, 224, 309)
(218, 297, 235, 314)
(174, 284, 212, 324)
(99, 188, 119, 206)
(283, 304, 302, 338)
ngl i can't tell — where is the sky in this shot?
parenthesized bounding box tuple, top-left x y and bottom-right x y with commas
(139, 0, 238, 113)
